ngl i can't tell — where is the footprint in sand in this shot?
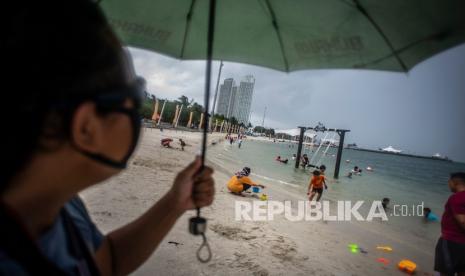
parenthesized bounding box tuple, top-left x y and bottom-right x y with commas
(211, 223, 309, 268)
(132, 157, 177, 172)
(209, 224, 258, 241)
(226, 252, 269, 276)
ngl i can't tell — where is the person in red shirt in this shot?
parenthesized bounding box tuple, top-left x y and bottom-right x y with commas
(435, 172, 465, 275)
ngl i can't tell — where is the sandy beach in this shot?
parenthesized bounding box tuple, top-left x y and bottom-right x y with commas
(81, 129, 436, 276)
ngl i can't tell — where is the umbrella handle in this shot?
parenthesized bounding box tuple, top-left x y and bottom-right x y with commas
(196, 233, 212, 263)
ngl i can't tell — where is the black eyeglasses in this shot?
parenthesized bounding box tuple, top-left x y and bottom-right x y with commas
(50, 77, 145, 115)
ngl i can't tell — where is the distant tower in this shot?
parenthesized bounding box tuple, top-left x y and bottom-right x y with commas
(216, 78, 235, 117)
(232, 75, 255, 124)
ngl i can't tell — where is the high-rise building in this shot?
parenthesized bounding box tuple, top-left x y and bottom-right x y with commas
(216, 78, 235, 117)
(228, 86, 237, 118)
(216, 76, 255, 124)
(232, 75, 255, 124)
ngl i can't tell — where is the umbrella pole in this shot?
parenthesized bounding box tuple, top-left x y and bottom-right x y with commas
(189, 0, 216, 264)
(200, 0, 216, 168)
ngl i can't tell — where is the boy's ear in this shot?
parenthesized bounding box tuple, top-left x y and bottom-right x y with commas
(71, 102, 103, 153)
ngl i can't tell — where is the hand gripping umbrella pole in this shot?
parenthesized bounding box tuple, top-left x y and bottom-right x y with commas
(188, 0, 216, 263)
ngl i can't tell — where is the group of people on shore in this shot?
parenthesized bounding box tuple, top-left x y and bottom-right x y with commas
(225, 133, 245, 148)
(227, 163, 329, 202)
(161, 138, 187, 151)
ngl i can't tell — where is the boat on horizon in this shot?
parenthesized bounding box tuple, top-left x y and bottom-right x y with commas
(431, 153, 452, 162)
(379, 145, 402, 154)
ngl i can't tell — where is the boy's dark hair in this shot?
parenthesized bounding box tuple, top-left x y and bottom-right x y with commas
(313, 170, 321, 176)
(319, 165, 326, 170)
(1, 0, 127, 190)
(450, 172, 465, 184)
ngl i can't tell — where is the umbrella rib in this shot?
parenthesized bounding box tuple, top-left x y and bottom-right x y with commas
(354, 30, 450, 69)
(352, 0, 408, 72)
(264, 0, 290, 72)
(180, 0, 197, 58)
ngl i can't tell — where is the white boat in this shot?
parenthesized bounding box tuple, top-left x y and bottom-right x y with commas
(380, 146, 402, 154)
(432, 153, 452, 161)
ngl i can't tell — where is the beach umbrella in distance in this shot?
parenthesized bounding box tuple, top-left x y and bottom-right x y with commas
(99, 0, 465, 262)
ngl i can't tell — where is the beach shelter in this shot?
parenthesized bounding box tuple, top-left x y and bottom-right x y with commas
(99, 0, 465, 262)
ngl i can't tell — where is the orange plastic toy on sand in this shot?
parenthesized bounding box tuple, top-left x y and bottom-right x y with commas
(398, 259, 416, 274)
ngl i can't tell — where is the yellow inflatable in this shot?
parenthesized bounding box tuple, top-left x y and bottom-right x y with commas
(398, 259, 416, 274)
(260, 194, 268, 201)
(376, 246, 393, 252)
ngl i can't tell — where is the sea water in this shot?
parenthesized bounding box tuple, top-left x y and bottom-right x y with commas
(208, 139, 465, 243)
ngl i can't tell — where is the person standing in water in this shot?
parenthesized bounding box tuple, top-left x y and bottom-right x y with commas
(308, 170, 327, 201)
(301, 154, 309, 168)
(434, 172, 465, 275)
(319, 165, 327, 175)
(227, 167, 264, 196)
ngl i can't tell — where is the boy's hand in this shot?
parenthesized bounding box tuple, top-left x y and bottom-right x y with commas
(168, 157, 215, 212)
(324, 184, 328, 190)
(259, 185, 265, 189)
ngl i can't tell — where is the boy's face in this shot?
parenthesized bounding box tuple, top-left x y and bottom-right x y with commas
(448, 179, 454, 192)
(448, 178, 459, 192)
(449, 178, 465, 192)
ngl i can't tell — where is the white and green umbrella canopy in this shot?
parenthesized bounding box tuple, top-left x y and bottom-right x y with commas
(101, 0, 465, 72)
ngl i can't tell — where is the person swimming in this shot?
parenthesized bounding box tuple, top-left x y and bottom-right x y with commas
(275, 156, 289, 164)
(292, 154, 297, 160)
(382, 197, 390, 209)
(227, 167, 265, 195)
(424, 207, 439, 222)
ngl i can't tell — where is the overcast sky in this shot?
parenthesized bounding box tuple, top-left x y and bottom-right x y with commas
(129, 44, 465, 162)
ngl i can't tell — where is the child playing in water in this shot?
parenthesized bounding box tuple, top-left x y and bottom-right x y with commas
(308, 170, 327, 201)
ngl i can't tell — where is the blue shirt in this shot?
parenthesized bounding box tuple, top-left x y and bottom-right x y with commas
(0, 196, 104, 275)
